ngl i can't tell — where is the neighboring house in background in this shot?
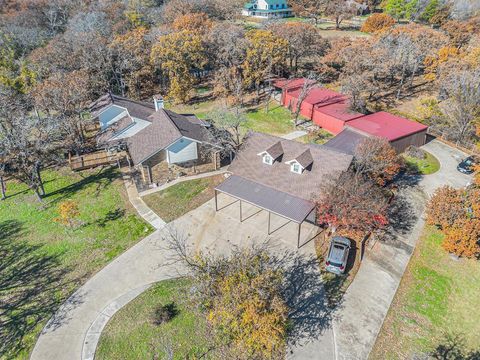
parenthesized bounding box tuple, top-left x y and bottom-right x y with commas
(273, 78, 429, 152)
(89, 93, 222, 187)
(242, 0, 293, 18)
(214, 131, 353, 245)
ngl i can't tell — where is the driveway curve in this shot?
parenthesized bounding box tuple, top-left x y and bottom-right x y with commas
(31, 197, 333, 360)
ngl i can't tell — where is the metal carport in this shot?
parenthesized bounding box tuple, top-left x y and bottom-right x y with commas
(214, 175, 316, 247)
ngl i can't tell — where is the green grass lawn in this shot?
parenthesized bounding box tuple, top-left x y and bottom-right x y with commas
(0, 167, 152, 359)
(371, 226, 480, 359)
(96, 279, 210, 360)
(296, 129, 333, 145)
(242, 102, 297, 136)
(169, 99, 297, 137)
(142, 175, 224, 223)
(403, 151, 440, 175)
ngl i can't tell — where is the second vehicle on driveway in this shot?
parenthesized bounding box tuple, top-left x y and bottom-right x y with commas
(325, 236, 351, 274)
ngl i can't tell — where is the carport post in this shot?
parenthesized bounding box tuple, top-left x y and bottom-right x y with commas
(268, 211, 271, 235)
(239, 200, 242, 222)
(297, 222, 301, 248)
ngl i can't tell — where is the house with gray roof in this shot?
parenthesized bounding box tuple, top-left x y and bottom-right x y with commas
(242, 0, 292, 18)
(214, 132, 353, 246)
(89, 93, 221, 187)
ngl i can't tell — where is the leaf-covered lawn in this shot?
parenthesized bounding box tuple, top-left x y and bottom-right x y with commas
(0, 167, 152, 359)
(296, 129, 334, 145)
(371, 226, 480, 359)
(142, 175, 225, 223)
(96, 279, 210, 360)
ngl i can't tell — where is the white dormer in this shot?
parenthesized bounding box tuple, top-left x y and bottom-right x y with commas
(257, 141, 284, 166)
(285, 159, 304, 174)
(258, 151, 274, 165)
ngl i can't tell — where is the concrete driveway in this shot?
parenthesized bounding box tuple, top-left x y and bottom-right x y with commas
(32, 194, 334, 360)
(331, 139, 473, 360)
(420, 139, 472, 196)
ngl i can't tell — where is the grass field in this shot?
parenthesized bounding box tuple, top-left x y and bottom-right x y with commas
(371, 226, 480, 359)
(403, 151, 440, 175)
(0, 167, 152, 359)
(96, 279, 210, 360)
(168, 99, 297, 137)
(142, 175, 224, 223)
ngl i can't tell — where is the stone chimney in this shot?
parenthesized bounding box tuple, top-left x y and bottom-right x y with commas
(153, 95, 164, 111)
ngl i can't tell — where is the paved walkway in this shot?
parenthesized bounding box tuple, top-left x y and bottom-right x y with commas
(331, 139, 472, 360)
(282, 130, 308, 140)
(123, 177, 165, 229)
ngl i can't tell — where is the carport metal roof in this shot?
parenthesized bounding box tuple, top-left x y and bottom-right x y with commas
(215, 175, 315, 224)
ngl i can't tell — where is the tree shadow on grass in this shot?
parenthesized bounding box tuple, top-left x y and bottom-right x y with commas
(93, 208, 126, 227)
(44, 166, 119, 205)
(429, 334, 480, 360)
(0, 220, 80, 358)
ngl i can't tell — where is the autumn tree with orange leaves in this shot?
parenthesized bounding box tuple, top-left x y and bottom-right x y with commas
(353, 137, 403, 186)
(166, 231, 288, 359)
(316, 171, 389, 235)
(443, 218, 480, 258)
(360, 13, 396, 33)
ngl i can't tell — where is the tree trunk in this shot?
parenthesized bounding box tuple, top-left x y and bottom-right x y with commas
(35, 163, 45, 197)
(0, 176, 6, 200)
(33, 186, 43, 202)
(336, 17, 341, 30)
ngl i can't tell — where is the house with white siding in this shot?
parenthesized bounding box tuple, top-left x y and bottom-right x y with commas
(89, 93, 222, 187)
(242, 0, 293, 18)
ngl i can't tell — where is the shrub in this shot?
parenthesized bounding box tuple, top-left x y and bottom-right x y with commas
(361, 13, 396, 33)
(443, 218, 480, 258)
(54, 200, 80, 228)
(427, 186, 465, 229)
(153, 302, 179, 325)
(405, 145, 426, 159)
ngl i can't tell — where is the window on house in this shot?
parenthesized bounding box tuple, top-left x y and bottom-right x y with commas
(263, 154, 273, 165)
(291, 163, 302, 174)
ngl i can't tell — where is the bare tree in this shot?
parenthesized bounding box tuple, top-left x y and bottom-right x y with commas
(353, 137, 402, 186)
(0, 91, 65, 201)
(206, 105, 247, 158)
(292, 74, 319, 126)
(436, 69, 480, 145)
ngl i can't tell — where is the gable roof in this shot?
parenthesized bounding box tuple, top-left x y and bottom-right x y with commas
(294, 149, 314, 169)
(314, 99, 365, 122)
(289, 87, 345, 107)
(90, 93, 212, 165)
(265, 141, 284, 159)
(228, 132, 353, 201)
(346, 112, 428, 141)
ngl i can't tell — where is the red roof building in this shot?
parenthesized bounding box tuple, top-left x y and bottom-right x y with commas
(346, 112, 429, 152)
(312, 100, 364, 135)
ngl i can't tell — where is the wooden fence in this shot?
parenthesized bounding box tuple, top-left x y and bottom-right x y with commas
(69, 151, 128, 171)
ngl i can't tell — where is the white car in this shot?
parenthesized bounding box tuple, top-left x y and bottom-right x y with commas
(325, 236, 351, 274)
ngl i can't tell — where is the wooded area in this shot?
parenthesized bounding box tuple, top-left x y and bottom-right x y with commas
(0, 0, 479, 201)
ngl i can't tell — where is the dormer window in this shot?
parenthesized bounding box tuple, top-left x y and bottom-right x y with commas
(292, 163, 301, 174)
(263, 154, 273, 165)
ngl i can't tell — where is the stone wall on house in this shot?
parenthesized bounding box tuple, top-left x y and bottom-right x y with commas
(140, 144, 220, 186)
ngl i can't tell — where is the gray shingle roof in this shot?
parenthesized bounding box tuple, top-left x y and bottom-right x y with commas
(89, 93, 213, 165)
(227, 132, 353, 201)
(294, 149, 313, 169)
(265, 141, 284, 160)
(323, 128, 369, 155)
